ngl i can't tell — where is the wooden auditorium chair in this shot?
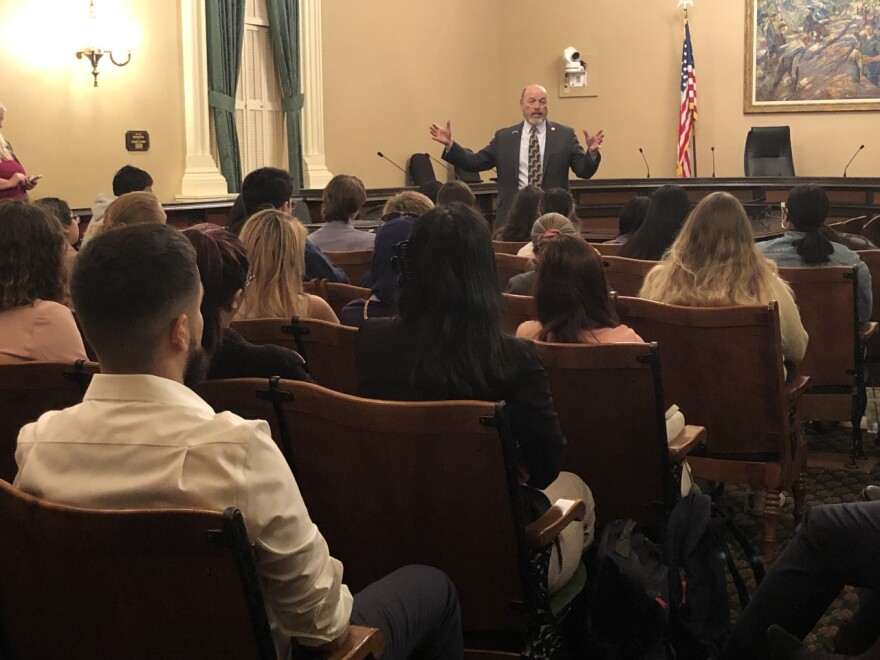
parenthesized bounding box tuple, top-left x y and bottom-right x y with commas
(197, 378, 589, 654)
(323, 249, 374, 286)
(494, 253, 532, 292)
(776, 266, 877, 465)
(616, 298, 810, 561)
(600, 256, 658, 298)
(231, 317, 359, 395)
(491, 240, 528, 255)
(0, 480, 383, 660)
(0, 360, 99, 484)
(500, 293, 536, 334)
(828, 215, 868, 237)
(861, 215, 880, 248)
(589, 241, 622, 257)
(323, 282, 373, 321)
(534, 341, 705, 538)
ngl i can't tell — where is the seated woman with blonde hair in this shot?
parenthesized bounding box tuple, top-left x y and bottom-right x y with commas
(237, 209, 339, 323)
(516, 212, 579, 259)
(639, 191, 808, 365)
(95, 191, 167, 238)
(517, 234, 643, 344)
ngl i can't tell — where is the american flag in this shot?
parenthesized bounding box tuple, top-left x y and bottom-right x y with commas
(677, 20, 697, 177)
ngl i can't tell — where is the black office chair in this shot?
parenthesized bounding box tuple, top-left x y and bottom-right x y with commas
(408, 153, 438, 187)
(744, 126, 795, 177)
(455, 166, 482, 185)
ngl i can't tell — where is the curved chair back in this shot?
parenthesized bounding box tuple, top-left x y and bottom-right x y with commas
(501, 293, 536, 334)
(324, 282, 373, 320)
(323, 249, 374, 286)
(744, 126, 795, 176)
(494, 253, 532, 292)
(861, 215, 880, 247)
(492, 240, 528, 255)
(0, 361, 99, 483)
(601, 256, 658, 297)
(0, 481, 277, 659)
(590, 241, 622, 256)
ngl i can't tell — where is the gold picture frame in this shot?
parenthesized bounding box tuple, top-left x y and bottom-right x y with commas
(745, 0, 880, 113)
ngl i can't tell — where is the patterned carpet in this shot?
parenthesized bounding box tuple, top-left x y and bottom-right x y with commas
(716, 388, 880, 651)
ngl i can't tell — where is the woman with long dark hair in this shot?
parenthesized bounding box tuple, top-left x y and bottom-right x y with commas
(356, 202, 594, 594)
(517, 235, 642, 343)
(619, 185, 690, 261)
(493, 184, 542, 242)
(759, 185, 872, 322)
(181, 223, 311, 382)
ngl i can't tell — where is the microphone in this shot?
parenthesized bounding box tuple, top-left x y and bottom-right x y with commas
(711, 146, 716, 178)
(843, 144, 865, 177)
(377, 151, 407, 176)
(428, 153, 454, 175)
(639, 148, 651, 179)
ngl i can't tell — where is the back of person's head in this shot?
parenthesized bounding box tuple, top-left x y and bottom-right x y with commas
(322, 174, 366, 222)
(535, 234, 617, 342)
(644, 191, 780, 306)
(112, 165, 153, 196)
(103, 192, 167, 232)
(399, 202, 510, 397)
(71, 224, 201, 372)
(181, 224, 249, 355)
(539, 188, 576, 221)
(238, 209, 308, 318)
(0, 201, 65, 311)
(620, 185, 691, 260)
(370, 215, 416, 303)
(382, 190, 434, 219)
(786, 184, 833, 265)
(495, 184, 542, 241)
(33, 196, 78, 246)
(226, 195, 247, 234)
(240, 167, 293, 218)
(417, 181, 443, 203)
(618, 196, 650, 236)
(437, 180, 476, 207)
(530, 213, 578, 245)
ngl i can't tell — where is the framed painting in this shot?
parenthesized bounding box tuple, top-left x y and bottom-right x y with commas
(745, 0, 880, 112)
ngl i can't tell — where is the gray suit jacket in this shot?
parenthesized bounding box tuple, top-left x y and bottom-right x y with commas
(442, 121, 601, 226)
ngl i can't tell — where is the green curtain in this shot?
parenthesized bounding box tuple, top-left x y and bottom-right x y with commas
(265, 0, 304, 192)
(205, 0, 245, 193)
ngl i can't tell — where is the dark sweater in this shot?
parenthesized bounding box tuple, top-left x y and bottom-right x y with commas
(208, 328, 314, 383)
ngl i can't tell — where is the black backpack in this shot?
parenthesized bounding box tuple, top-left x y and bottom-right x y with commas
(665, 493, 765, 658)
(588, 519, 670, 659)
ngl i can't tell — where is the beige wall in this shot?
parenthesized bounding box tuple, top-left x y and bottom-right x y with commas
(321, 0, 506, 189)
(0, 0, 184, 209)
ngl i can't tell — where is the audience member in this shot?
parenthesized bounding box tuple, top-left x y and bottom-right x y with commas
(516, 234, 643, 343)
(493, 184, 542, 242)
(437, 180, 476, 207)
(33, 197, 79, 279)
(517, 212, 579, 259)
(309, 174, 374, 252)
(238, 209, 339, 323)
(181, 223, 312, 382)
(0, 201, 86, 363)
(14, 223, 464, 659)
(382, 190, 434, 220)
(83, 165, 153, 245)
(539, 187, 578, 224)
(0, 102, 39, 201)
(355, 202, 595, 594)
(619, 185, 690, 261)
(234, 167, 348, 283)
(640, 191, 808, 365)
(340, 215, 415, 328)
(100, 192, 167, 235)
(505, 228, 560, 295)
(611, 196, 650, 244)
(759, 185, 873, 323)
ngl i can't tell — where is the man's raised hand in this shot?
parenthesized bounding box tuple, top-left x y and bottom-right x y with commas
(582, 129, 605, 153)
(429, 120, 453, 147)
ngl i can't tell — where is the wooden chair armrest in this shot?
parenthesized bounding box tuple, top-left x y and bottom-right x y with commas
(326, 626, 385, 659)
(667, 425, 706, 462)
(860, 321, 879, 344)
(524, 498, 586, 549)
(785, 375, 811, 402)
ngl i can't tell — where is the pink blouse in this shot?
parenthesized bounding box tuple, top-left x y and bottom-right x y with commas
(0, 300, 87, 364)
(516, 321, 644, 344)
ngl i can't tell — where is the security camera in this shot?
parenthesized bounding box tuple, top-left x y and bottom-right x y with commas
(563, 47, 582, 70)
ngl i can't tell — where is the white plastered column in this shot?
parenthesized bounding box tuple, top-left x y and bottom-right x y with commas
(299, 0, 333, 188)
(177, 0, 232, 199)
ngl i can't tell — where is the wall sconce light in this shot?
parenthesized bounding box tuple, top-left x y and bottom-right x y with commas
(75, 0, 132, 87)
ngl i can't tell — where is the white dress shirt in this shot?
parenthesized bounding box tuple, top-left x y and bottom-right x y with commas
(518, 120, 547, 189)
(14, 373, 352, 658)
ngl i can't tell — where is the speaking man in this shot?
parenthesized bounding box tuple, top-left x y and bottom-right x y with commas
(429, 83, 604, 226)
